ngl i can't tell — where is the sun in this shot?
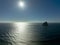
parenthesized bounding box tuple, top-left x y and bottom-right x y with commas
(18, 1, 25, 8)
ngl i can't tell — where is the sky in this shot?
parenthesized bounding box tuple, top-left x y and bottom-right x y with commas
(0, 0, 60, 22)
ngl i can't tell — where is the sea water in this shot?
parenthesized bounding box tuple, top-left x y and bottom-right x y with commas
(0, 22, 60, 45)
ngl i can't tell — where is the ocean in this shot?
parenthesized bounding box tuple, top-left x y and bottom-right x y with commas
(0, 22, 60, 45)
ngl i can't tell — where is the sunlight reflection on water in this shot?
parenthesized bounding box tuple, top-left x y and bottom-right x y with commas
(11, 22, 33, 45)
(14, 22, 28, 33)
(10, 22, 42, 45)
(0, 23, 60, 45)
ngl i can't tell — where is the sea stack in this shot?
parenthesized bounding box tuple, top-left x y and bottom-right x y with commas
(42, 21, 48, 26)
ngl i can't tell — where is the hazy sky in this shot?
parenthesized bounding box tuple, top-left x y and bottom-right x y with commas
(0, 0, 60, 22)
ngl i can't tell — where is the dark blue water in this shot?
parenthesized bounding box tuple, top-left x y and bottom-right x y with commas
(0, 23, 60, 45)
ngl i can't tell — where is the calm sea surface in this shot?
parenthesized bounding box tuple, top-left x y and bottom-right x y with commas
(0, 22, 60, 45)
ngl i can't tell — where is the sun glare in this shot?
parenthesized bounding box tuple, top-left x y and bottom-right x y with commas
(18, 1, 25, 8)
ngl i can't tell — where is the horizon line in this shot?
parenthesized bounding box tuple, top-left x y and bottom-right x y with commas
(0, 21, 59, 23)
